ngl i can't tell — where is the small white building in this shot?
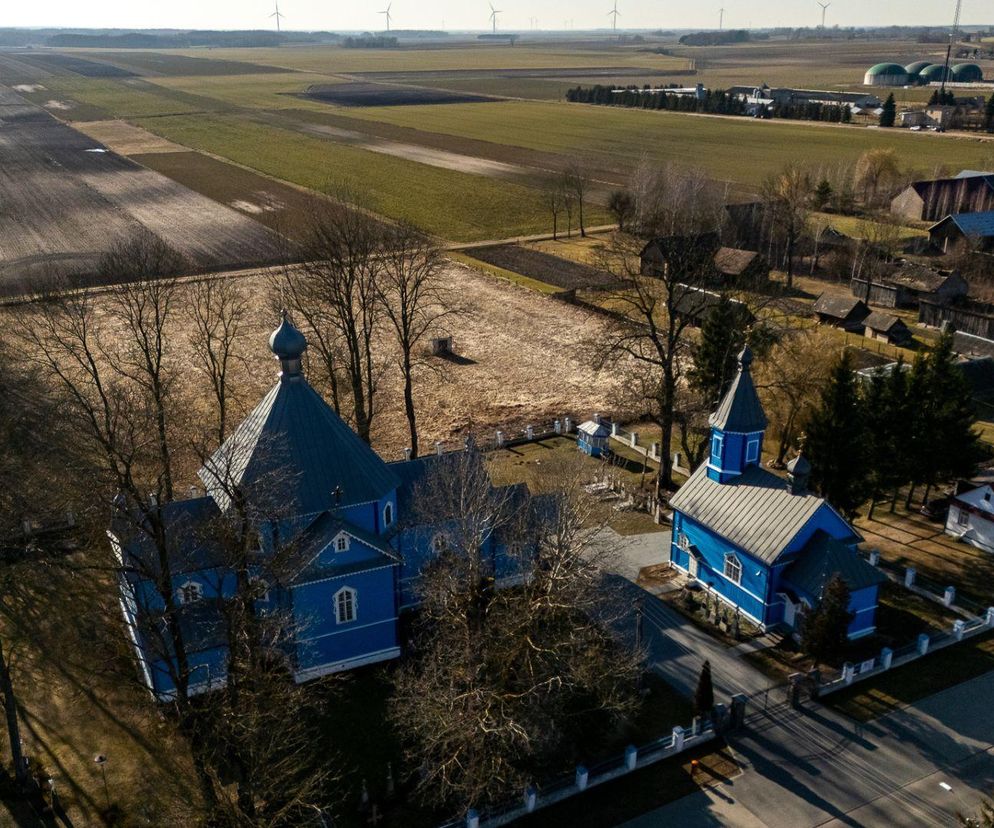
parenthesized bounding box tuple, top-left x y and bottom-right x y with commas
(946, 484, 994, 552)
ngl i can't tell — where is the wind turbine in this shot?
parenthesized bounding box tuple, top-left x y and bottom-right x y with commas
(718, 7, 725, 30)
(817, 2, 831, 28)
(380, 3, 393, 31)
(608, 1, 620, 32)
(489, 3, 502, 33)
(269, 0, 286, 32)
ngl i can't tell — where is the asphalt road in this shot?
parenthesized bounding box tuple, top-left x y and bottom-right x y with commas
(620, 670, 994, 827)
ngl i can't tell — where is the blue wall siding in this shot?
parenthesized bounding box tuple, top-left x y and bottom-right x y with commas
(707, 429, 764, 482)
(336, 490, 399, 536)
(670, 512, 772, 624)
(847, 585, 880, 637)
(148, 644, 228, 698)
(314, 535, 388, 571)
(292, 566, 399, 671)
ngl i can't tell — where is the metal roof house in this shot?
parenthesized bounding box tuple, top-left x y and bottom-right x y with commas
(946, 484, 994, 553)
(930, 211, 994, 255)
(668, 347, 883, 638)
(112, 316, 542, 700)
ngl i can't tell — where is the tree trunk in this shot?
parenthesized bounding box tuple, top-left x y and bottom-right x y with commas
(0, 637, 27, 789)
(905, 483, 917, 509)
(403, 350, 418, 459)
(578, 197, 586, 238)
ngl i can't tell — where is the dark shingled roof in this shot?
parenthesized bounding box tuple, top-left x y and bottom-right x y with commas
(669, 465, 859, 564)
(863, 311, 906, 334)
(713, 247, 760, 277)
(199, 376, 400, 516)
(813, 294, 869, 321)
(709, 347, 767, 433)
(782, 531, 887, 597)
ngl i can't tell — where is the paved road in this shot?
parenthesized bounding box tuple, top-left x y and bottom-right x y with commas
(620, 670, 994, 827)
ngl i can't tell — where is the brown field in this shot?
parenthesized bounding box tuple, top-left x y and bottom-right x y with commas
(0, 86, 283, 289)
(73, 118, 186, 154)
(466, 243, 619, 290)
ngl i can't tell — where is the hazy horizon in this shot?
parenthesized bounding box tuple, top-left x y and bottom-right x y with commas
(4, 1, 990, 37)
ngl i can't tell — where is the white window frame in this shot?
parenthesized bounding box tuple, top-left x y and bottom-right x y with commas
(383, 502, 394, 528)
(334, 587, 357, 624)
(711, 434, 723, 461)
(178, 580, 203, 605)
(250, 577, 270, 603)
(334, 533, 350, 553)
(677, 532, 691, 552)
(957, 507, 969, 527)
(746, 439, 760, 464)
(723, 553, 743, 585)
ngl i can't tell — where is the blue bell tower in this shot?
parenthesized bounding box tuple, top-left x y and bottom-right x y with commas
(706, 345, 768, 484)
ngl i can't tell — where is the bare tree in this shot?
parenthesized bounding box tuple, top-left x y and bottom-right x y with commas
(544, 179, 564, 241)
(563, 160, 591, 238)
(761, 165, 811, 290)
(853, 148, 900, 209)
(189, 278, 250, 445)
(392, 451, 640, 811)
(376, 223, 453, 458)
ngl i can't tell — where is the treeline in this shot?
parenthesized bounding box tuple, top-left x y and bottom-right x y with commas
(342, 35, 398, 48)
(566, 84, 851, 123)
(40, 30, 339, 48)
(679, 29, 751, 46)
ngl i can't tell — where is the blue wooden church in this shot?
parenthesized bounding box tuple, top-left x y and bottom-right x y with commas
(113, 316, 535, 700)
(668, 346, 886, 638)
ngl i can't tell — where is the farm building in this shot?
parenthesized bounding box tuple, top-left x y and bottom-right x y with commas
(850, 264, 967, 309)
(951, 63, 985, 83)
(639, 233, 720, 278)
(668, 346, 885, 637)
(929, 211, 994, 255)
(953, 330, 994, 359)
(111, 316, 545, 700)
(712, 247, 769, 286)
(863, 311, 913, 346)
(863, 63, 910, 86)
(946, 484, 994, 553)
(920, 64, 952, 83)
(727, 85, 880, 109)
(812, 294, 870, 332)
(920, 297, 994, 339)
(891, 172, 994, 223)
(577, 417, 611, 457)
(672, 284, 754, 328)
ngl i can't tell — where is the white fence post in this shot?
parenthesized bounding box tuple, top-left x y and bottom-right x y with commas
(843, 662, 855, 684)
(526, 425, 534, 441)
(651, 441, 660, 460)
(987, 607, 994, 627)
(466, 808, 480, 828)
(625, 745, 638, 771)
(868, 549, 880, 567)
(630, 432, 639, 448)
(524, 786, 537, 813)
(944, 586, 956, 607)
(671, 725, 685, 752)
(954, 619, 966, 641)
(905, 567, 916, 588)
(611, 422, 619, 437)
(496, 430, 505, 447)
(917, 633, 930, 655)
(564, 416, 572, 433)
(575, 765, 589, 791)
(554, 419, 562, 435)
(881, 647, 893, 670)
(435, 441, 444, 456)
(404, 447, 412, 461)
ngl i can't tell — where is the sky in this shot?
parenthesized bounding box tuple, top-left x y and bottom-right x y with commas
(3, 0, 989, 34)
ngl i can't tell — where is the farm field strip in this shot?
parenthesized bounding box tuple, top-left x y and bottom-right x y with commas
(341, 99, 994, 187)
(0, 86, 281, 287)
(145, 71, 348, 111)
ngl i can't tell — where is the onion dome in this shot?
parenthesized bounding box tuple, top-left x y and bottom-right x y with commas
(269, 312, 307, 378)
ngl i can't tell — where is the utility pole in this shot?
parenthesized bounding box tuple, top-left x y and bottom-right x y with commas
(719, 7, 725, 30)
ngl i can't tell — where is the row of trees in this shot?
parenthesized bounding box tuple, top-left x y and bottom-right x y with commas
(805, 332, 987, 517)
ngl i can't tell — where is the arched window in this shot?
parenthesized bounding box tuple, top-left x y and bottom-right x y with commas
(335, 587, 357, 624)
(384, 502, 394, 528)
(178, 581, 203, 605)
(334, 533, 350, 553)
(723, 553, 743, 585)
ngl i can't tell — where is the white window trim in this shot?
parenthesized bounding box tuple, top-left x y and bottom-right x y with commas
(334, 532, 350, 553)
(177, 580, 203, 605)
(723, 553, 743, 586)
(334, 586, 357, 624)
(711, 434, 723, 460)
(746, 439, 760, 463)
(383, 502, 394, 528)
(957, 507, 969, 527)
(677, 532, 691, 552)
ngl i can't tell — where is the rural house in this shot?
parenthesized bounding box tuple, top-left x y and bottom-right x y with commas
(639, 233, 721, 278)
(112, 316, 542, 700)
(850, 264, 967, 309)
(929, 211, 994, 255)
(672, 284, 755, 328)
(891, 172, 994, 223)
(863, 311, 913, 346)
(712, 247, 770, 286)
(812, 294, 870, 332)
(945, 484, 994, 553)
(668, 347, 885, 637)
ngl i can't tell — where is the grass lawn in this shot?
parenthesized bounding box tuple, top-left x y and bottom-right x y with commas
(826, 632, 994, 722)
(343, 99, 994, 190)
(127, 113, 560, 242)
(855, 503, 994, 607)
(513, 740, 739, 828)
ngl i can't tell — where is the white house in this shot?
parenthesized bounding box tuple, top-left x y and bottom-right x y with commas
(946, 484, 994, 552)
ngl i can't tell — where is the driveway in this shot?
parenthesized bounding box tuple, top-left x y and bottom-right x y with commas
(620, 670, 994, 827)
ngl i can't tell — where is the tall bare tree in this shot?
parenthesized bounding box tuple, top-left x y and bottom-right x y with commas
(392, 451, 640, 810)
(761, 165, 811, 290)
(376, 223, 452, 458)
(563, 160, 592, 238)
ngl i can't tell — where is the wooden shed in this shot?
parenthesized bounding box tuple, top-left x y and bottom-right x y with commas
(863, 311, 913, 346)
(812, 294, 870, 332)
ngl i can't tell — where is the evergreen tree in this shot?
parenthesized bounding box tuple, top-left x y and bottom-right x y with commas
(694, 660, 715, 717)
(812, 178, 833, 211)
(806, 351, 868, 517)
(863, 360, 912, 518)
(801, 575, 854, 662)
(689, 296, 746, 410)
(879, 93, 896, 128)
(985, 93, 994, 133)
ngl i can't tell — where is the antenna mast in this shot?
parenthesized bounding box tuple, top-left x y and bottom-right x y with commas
(940, 0, 964, 98)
